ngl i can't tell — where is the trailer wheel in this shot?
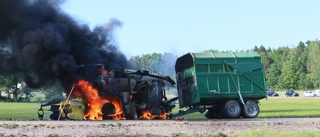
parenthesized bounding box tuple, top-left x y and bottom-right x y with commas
(241, 100, 259, 118)
(223, 100, 241, 118)
(205, 108, 222, 119)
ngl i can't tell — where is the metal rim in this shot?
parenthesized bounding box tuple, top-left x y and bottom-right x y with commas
(228, 102, 240, 115)
(246, 103, 258, 116)
(225, 100, 240, 118)
(243, 100, 259, 118)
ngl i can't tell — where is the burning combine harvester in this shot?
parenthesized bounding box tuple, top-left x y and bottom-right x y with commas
(39, 52, 268, 120)
(38, 64, 177, 120)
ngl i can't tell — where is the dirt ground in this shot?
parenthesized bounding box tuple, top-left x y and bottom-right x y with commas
(1, 118, 320, 137)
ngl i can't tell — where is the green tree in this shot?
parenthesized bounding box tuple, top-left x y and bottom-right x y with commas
(266, 47, 290, 89)
(306, 41, 320, 88)
(0, 75, 14, 99)
(266, 64, 280, 89)
(279, 60, 297, 89)
(295, 41, 308, 89)
(253, 45, 271, 75)
(0, 75, 23, 101)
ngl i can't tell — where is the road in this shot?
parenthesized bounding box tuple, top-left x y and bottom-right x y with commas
(0, 118, 320, 136)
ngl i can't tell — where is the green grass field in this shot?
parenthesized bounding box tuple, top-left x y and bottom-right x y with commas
(259, 97, 320, 118)
(0, 102, 50, 120)
(1, 97, 320, 120)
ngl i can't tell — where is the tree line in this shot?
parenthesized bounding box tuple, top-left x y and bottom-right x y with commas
(254, 40, 320, 90)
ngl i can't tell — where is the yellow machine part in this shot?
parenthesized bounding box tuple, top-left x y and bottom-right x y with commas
(59, 98, 85, 120)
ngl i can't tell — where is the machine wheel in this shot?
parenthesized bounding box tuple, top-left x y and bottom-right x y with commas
(50, 112, 60, 120)
(241, 100, 259, 118)
(205, 108, 222, 119)
(222, 100, 241, 118)
(102, 103, 116, 120)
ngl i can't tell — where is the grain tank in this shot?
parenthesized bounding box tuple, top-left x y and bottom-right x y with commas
(174, 52, 266, 118)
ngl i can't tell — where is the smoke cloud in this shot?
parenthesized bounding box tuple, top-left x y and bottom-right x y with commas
(0, 0, 128, 89)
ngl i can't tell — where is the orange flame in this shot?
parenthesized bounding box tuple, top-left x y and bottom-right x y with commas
(109, 98, 126, 120)
(97, 66, 109, 77)
(140, 110, 168, 120)
(72, 80, 124, 120)
(104, 70, 109, 77)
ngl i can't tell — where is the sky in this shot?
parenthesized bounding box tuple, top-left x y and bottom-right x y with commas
(62, 0, 320, 57)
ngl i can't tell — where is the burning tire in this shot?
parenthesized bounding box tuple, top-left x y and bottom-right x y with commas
(101, 103, 116, 120)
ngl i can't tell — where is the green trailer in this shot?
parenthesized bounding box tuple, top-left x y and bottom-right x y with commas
(173, 52, 267, 118)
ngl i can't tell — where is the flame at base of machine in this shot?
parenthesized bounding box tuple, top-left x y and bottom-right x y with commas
(140, 110, 169, 120)
(72, 80, 124, 120)
(107, 98, 126, 120)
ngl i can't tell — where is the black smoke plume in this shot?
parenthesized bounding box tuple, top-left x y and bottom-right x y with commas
(0, 0, 128, 90)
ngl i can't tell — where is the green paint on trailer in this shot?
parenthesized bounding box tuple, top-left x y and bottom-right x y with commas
(175, 52, 266, 108)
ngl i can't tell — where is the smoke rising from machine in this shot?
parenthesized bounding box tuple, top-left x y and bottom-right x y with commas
(0, 0, 128, 89)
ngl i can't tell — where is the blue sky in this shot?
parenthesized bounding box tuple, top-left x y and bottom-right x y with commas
(62, 0, 320, 57)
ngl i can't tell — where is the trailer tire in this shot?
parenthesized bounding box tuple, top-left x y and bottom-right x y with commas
(241, 100, 259, 118)
(223, 100, 241, 118)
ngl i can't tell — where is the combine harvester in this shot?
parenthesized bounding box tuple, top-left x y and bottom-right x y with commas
(38, 52, 267, 120)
